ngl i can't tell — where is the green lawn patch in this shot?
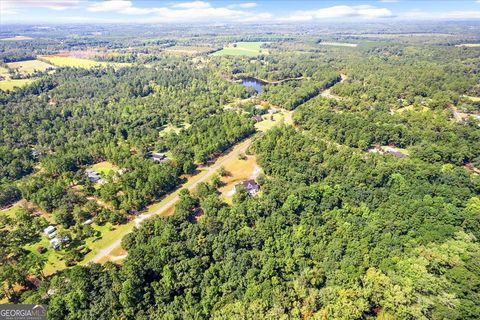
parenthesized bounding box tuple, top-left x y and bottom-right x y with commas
(212, 42, 267, 57)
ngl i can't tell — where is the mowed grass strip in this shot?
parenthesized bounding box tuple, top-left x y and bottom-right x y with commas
(39, 55, 130, 69)
(89, 161, 119, 175)
(212, 42, 267, 57)
(0, 79, 34, 91)
(0, 36, 33, 41)
(7, 59, 55, 75)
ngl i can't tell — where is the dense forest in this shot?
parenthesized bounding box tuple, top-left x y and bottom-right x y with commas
(1, 21, 480, 319)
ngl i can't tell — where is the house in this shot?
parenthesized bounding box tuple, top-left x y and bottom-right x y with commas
(383, 146, 408, 158)
(85, 169, 101, 182)
(148, 152, 168, 162)
(236, 179, 260, 196)
(251, 115, 263, 123)
(267, 108, 278, 114)
(387, 150, 407, 158)
(49, 238, 60, 250)
(50, 235, 70, 250)
(367, 145, 384, 154)
(47, 232, 56, 239)
(44, 225, 56, 235)
(83, 219, 93, 225)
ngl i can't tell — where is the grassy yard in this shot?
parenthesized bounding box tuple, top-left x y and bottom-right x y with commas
(212, 42, 267, 57)
(159, 123, 191, 137)
(319, 42, 358, 47)
(7, 59, 55, 75)
(0, 36, 33, 41)
(0, 201, 24, 220)
(0, 79, 34, 91)
(255, 110, 293, 132)
(0, 66, 9, 77)
(455, 43, 480, 47)
(39, 55, 129, 69)
(465, 95, 480, 102)
(218, 155, 260, 203)
(89, 161, 119, 175)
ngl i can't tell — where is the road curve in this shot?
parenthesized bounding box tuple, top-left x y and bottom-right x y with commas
(89, 138, 252, 263)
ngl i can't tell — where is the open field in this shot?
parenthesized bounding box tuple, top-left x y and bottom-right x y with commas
(465, 95, 480, 102)
(1, 36, 33, 41)
(164, 46, 213, 55)
(212, 42, 267, 57)
(89, 161, 119, 175)
(218, 154, 260, 203)
(159, 123, 191, 137)
(0, 79, 34, 91)
(394, 105, 429, 113)
(255, 110, 293, 132)
(0, 201, 24, 220)
(7, 59, 55, 74)
(319, 42, 358, 47)
(455, 43, 480, 47)
(39, 55, 129, 69)
(0, 66, 9, 77)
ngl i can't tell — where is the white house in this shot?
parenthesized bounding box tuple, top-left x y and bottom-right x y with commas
(44, 225, 56, 235)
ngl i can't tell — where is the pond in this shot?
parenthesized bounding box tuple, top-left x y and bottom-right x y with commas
(241, 77, 264, 93)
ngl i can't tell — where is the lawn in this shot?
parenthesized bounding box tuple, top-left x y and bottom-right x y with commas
(212, 42, 267, 57)
(89, 161, 119, 175)
(39, 55, 129, 69)
(319, 42, 358, 47)
(0, 36, 33, 41)
(218, 154, 260, 203)
(255, 110, 293, 132)
(0, 79, 33, 91)
(159, 123, 191, 137)
(465, 95, 480, 102)
(455, 43, 480, 47)
(0, 201, 23, 220)
(0, 66, 9, 77)
(7, 59, 55, 75)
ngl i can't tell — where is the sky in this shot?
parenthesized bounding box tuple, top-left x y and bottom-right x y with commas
(1, 0, 480, 24)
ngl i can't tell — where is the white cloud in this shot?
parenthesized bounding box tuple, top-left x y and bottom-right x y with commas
(281, 5, 393, 22)
(172, 1, 211, 9)
(230, 2, 258, 8)
(3, 0, 80, 11)
(401, 10, 480, 20)
(84, 0, 269, 22)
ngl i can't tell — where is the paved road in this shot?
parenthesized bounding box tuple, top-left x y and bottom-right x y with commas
(89, 138, 252, 263)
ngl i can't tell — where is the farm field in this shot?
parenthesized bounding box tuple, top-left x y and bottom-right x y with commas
(0, 79, 33, 91)
(39, 55, 129, 69)
(212, 41, 267, 57)
(319, 41, 358, 47)
(7, 59, 55, 74)
(164, 46, 213, 55)
(455, 43, 480, 47)
(0, 36, 33, 41)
